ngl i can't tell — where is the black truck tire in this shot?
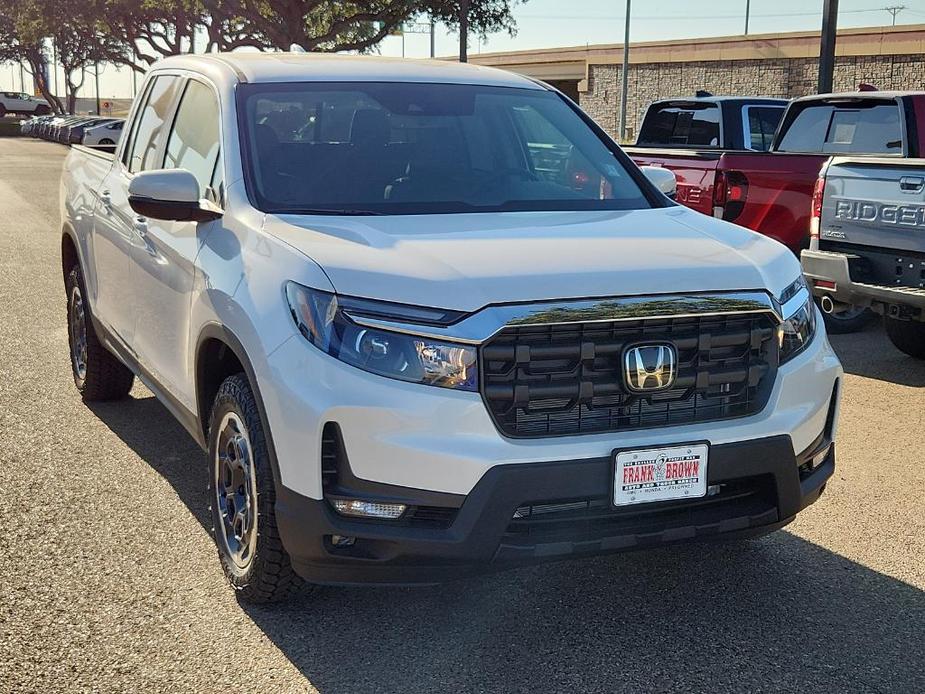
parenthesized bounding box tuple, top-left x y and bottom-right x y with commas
(66, 264, 135, 400)
(819, 302, 875, 334)
(208, 374, 304, 603)
(884, 317, 925, 359)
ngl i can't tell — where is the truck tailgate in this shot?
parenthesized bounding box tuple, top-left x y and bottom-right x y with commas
(820, 157, 925, 255)
(624, 147, 720, 216)
(716, 151, 828, 252)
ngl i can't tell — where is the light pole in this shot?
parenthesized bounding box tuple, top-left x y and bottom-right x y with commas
(818, 0, 838, 93)
(745, 0, 751, 34)
(459, 0, 469, 62)
(619, 0, 631, 142)
(94, 63, 101, 115)
(430, 17, 435, 58)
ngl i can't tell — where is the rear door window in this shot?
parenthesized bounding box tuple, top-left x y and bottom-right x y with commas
(125, 75, 183, 173)
(745, 106, 784, 151)
(777, 102, 904, 154)
(637, 103, 721, 147)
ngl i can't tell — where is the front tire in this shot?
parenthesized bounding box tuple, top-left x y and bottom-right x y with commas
(65, 265, 134, 400)
(35, 104, 50, 115)
(208, 374, 303, 603)
(884, 317, 925, 359)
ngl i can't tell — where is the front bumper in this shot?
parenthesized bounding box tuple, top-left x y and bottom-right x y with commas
(276, 433, 835, 585)
(802, 249, 925, 320)
(259, 307, 842, 584)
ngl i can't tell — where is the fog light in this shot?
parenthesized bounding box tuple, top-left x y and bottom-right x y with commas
(810, 445, 831, 470)
(330, 535, 356, 548)
(331, 499, 407, 519)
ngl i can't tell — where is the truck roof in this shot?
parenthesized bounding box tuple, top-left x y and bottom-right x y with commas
(651, 96, 788, 105)
(153, 52, 544, 90)
(791, 90, 925, 103)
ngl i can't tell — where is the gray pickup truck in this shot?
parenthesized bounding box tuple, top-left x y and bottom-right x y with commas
(802, 156, 925, 358)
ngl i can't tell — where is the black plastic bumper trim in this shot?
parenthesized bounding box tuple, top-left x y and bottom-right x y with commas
(275, 433, 835, 586)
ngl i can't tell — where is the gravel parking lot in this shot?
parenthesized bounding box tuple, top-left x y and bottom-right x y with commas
(1, 137, 923, 693)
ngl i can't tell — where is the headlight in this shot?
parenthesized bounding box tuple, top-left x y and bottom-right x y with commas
(778, 278, 816, 364)
(285, 282, 478, 391)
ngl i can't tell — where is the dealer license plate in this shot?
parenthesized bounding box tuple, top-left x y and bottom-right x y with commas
(613, 444, 709, 507)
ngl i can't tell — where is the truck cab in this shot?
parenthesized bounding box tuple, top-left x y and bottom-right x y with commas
(625, 95, 786, 216)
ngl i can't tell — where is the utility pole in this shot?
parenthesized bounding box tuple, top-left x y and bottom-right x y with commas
(745, 0, 751, 35)
(19, 61, 25, 92)
(52, 41, 58, 98)
(884, 5, 906, 26)
(459, 0, 469, 62)
(430, 17, 435, 58)
(818, 0, 839, 94)
(619, 0, 631, 141)
(94, 63, 101, 115)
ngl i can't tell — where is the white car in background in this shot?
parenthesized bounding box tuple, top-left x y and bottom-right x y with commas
(0, 91, 51, 117)
(81, 119, 124, 147)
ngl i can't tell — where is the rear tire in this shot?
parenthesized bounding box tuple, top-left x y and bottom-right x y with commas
(99, 138, 115, 145)
(65, 265, 135, 400)
(819, 301, 875, 334)
(884, 317, 925, 359)
(208, 374, 304, 603)
(35, 104, 50, 115)
(0, 104, 6, 118)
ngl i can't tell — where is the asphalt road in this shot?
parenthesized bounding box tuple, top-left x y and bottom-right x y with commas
(1, 137, 923, 693)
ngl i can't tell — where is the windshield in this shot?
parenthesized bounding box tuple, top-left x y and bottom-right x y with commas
(239, 81, 650, 215)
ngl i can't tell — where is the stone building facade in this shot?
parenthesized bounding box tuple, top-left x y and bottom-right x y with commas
(470, 25, 925, 140)
(582, 54, 925, 139)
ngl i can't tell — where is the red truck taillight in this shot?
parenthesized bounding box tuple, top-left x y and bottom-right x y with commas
(810, 174, 825, 239)
(713, 170, 749, 222)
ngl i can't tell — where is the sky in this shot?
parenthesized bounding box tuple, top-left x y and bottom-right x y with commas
(2, 0, 924, 101)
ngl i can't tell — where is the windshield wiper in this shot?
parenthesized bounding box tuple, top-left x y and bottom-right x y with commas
(276, 207, 385, 216)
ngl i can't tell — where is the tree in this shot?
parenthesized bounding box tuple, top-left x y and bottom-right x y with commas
(0, 0, 127, 113)
(102, 0, 207, 70)
(200, 0, 523, 54)
(200, 1, 417, 53)
(0, 1, 62, 111)
(424, 0, 523, 61)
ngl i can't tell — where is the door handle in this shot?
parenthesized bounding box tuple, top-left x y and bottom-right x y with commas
(99, 190, 111, 207)
(900, 176, 924, 193)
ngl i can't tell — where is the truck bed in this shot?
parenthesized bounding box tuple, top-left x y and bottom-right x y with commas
(624, 147, 722, 216)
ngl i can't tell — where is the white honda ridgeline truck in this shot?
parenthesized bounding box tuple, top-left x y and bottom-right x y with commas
(60, 54, 842, 602)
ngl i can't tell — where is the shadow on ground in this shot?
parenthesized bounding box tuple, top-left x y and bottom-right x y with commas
(828, 318, 925, 387)
(89, 388, 925, 693)
(89, 394, 210, 530)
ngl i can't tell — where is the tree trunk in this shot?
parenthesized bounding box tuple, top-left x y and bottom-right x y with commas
(65, 70, 84, 114)
(26, 52, 65, 114)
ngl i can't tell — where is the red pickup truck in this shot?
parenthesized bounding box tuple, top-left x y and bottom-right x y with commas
(626, 92, 925, 254)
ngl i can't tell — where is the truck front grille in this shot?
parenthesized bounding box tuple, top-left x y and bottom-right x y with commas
(480, 313, 778, 438)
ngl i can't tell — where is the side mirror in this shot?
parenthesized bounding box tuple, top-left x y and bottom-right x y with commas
(128, 169, 222, 223)
(640, 166, 677, 200)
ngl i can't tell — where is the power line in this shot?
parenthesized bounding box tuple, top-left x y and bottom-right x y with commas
(519, 7, 901, 22)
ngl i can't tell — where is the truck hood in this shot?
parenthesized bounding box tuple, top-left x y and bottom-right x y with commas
(264, 207, 800, 312)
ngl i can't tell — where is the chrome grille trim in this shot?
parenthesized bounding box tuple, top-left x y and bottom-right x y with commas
(345, 291, 782, 345)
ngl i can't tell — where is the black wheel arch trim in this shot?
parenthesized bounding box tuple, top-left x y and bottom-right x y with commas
(195, 323, 285, 488)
